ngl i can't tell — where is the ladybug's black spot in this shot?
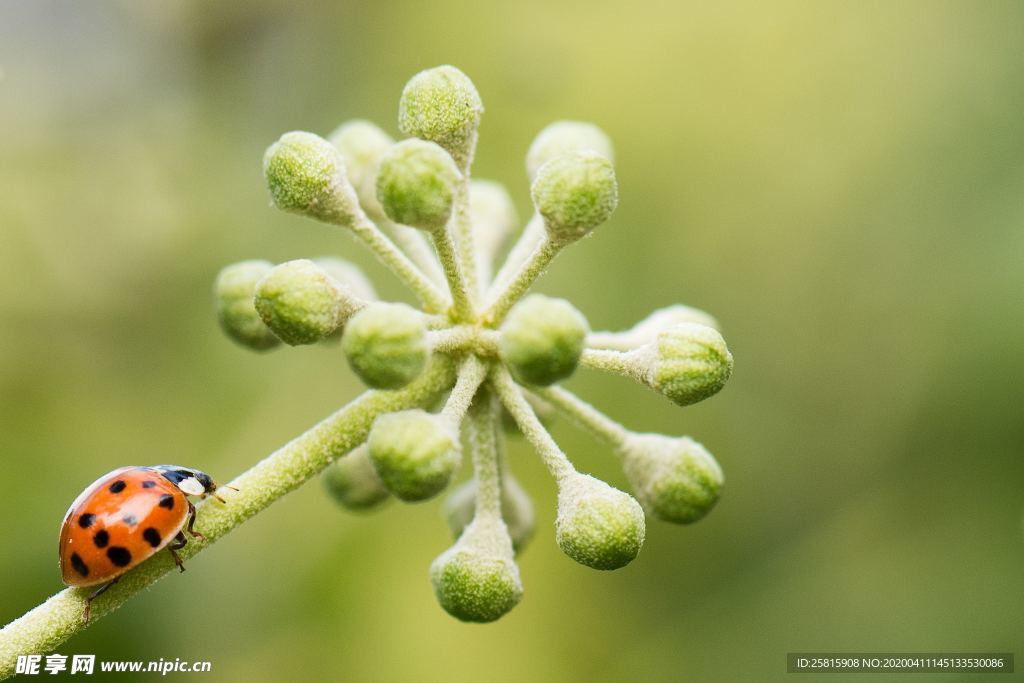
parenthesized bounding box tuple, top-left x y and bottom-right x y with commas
(108, 480, 127, 494)
(93, 530, 109, 548)
(70, 552, 89, 577)
(78, 513, 96, 529)
(158, 494, 175, 510)
(142, 481, 156, 489)
(106, 546, 132, 567)
(143, 528, 161, 548)
(160, 470, 186, 485)
(122, 515, 138, 526)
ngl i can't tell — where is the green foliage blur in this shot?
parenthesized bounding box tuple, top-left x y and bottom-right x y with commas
(2, 1, 1022, 680)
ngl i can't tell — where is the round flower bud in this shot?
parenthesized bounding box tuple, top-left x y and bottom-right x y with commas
(254, 259, 364, 346)
(328, 119, 394, 216)
(531, 151, 617, 243)
(368, 410, 460, 501)
(526, 120, 614, 180)
(214, 260, 281, 351)
(313, 257, 378, 302)
(342, 302, 429, 389)
(620, 434, 723, 524)
(645, 323, 733, 407)
(323, 445, 390, 512)
(430, 516, 523, 622)
(555, 473, 645, 570)
(263, 131, 361, 226)
(398, 65, 483, 170)
(444, 473, 536, 554)
(500, 294, 589, 386)
(375, 139, 461, 232)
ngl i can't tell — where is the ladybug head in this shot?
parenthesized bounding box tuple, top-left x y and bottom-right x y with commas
(153, 465, 218, 497)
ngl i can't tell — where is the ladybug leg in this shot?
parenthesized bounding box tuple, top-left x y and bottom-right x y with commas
(82, 576, 120, 624)
(167, 531, 188, 573)
(186, 500, 207, 541)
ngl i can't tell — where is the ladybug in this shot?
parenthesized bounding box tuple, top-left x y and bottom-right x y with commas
(59, 465, 230, 622)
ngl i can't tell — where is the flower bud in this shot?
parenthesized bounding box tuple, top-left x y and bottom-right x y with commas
(531, 151, 617, 243)
(214, 260, 281, 351)
(556, 473, 645, 570)
(254, 259, 364, 346)
(526, 120, 614, 180)
(444, 473, 536, 553)
(430, 516, 523, 622)
(342, 302, 429, 389)
(368, 409, 460, 501)
(312, 257, 378, 302)
(398, 65, 483, 170)
(620, 434, 723, 524)
(375, 139, 461, 232)
(323, 445, 390, 512)
(263, 131, 361, 226)
(328, 120, 394, 216)
(643, 323, 733, 406)
(500, 294, 589, 386)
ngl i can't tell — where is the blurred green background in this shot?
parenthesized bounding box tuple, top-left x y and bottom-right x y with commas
(2, 1, 1022, 680)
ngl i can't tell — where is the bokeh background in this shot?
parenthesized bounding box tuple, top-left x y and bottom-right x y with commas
(2, 1, 1022, 680)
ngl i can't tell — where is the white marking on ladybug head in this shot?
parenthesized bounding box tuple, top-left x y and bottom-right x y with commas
(178, 477, 205, 496)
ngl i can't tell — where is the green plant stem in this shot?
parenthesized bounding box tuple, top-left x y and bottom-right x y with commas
(579, 348, 645, 383)
(466, 387, 501, 520)
(383, 218, 446, 287)
(490, 365, 575, 482)
(440, 356, 488, 424)
(453, 179, 480, 301)
(484, 236, 561, 325)
(429, 326, 499, 357)
(0, 357, 456, 680)
(488, 214, 544, 298)
(430, 225, 475, 322)
(531, 385, 631, 451)
(348, 215, 450, 313)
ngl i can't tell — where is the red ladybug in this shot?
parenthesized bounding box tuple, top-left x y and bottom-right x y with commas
(59, 465, 228, 622)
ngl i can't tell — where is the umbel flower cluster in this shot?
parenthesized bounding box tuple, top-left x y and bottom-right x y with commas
(214, 66, 733, 622)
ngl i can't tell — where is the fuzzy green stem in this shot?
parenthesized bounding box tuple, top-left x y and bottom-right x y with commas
(441, 356, 488, 424)
(579, 348, 645, 383)
(0, 357, 456, 679)
(429, 327, 499, 357)
(467, 387, 501, 519)
(484, 236, 561, 325)
(454, 179, 481, 301)
(431, 225, 475, 322)
(532, 385, 631, 450)
(490, 365, 575, 482)
(488, 214, 544, 298)
(383, 219, 446, 287)
(349, 214, 449, 313)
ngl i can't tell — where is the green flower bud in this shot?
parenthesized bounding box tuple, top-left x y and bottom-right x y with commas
(312, 257, 378, 302)
(263, 131, 361, 225)
(342, 302, 429, 389)
(588, 304, 719, 351)
(398, 65, 483, 170)
(368, 409, 460, 501)
(444, 473, 536, 554)
(526, 120, 614, 180)
(470, 179, 518, 265)
(500, 294, 589, 386)
(556, 473, 645, 570)
(531, 151, 617, 243)
(644, 323, 733, 406)
(323, 445, 390, 512)
(430, 516, 523, 622)
(214, 260, 281, 351)
(254, 259, 364, 346)
(328, 119, 394, 216)
(375, 139, 461, 232)
(620, 434, 723, 524)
